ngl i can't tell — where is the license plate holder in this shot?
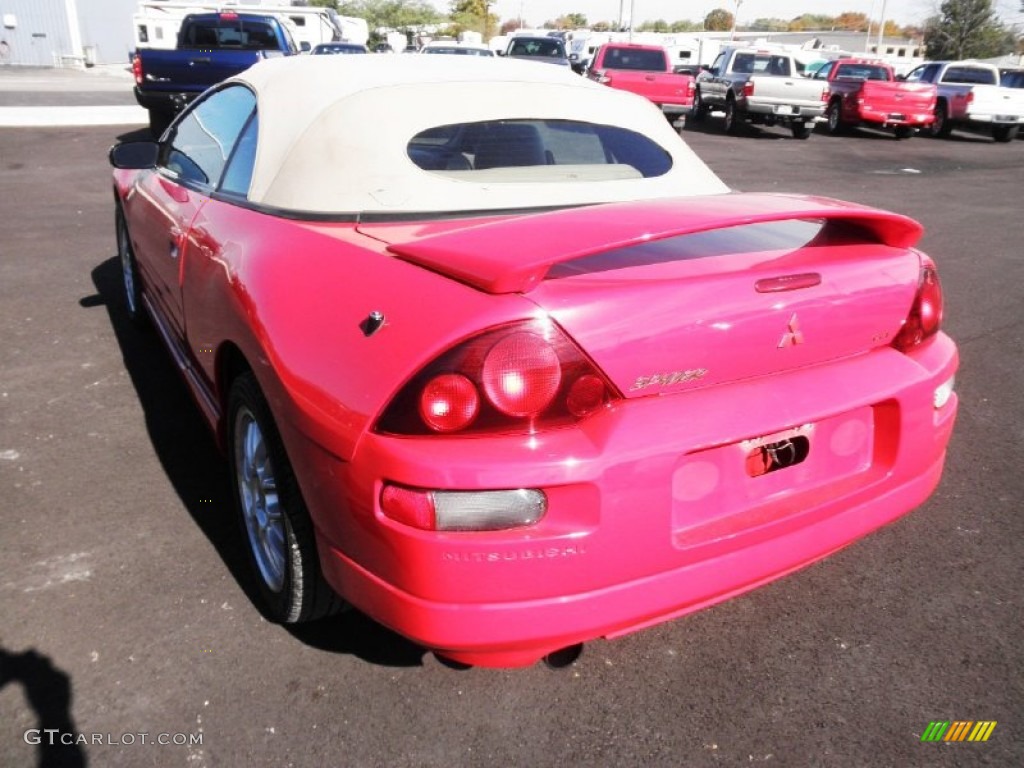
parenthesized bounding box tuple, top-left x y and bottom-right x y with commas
(774, 105, 799, 115)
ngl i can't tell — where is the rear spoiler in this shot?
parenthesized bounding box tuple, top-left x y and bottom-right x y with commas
(385, 193, 923, 294)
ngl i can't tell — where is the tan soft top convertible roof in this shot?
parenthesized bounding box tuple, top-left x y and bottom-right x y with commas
(230, 55, 728, 214)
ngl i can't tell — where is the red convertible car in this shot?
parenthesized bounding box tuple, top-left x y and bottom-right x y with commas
(110, 56, 958, 667)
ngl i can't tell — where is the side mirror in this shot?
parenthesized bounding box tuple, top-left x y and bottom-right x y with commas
(300, 41, 311, 53)
(109, 141, 159, 169)
(896, 74, 906, 81)
(496, 50, 505, 56)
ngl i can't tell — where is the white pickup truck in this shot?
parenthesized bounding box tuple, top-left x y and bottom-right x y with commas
(692, 47, 828, 139)
(904, 60, 1024, 142)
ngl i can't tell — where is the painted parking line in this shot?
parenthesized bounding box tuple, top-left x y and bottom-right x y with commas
(0, 105, 146, 127)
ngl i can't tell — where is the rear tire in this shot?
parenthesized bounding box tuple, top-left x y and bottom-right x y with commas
(928, 102, 952, 138)
(992, 125, 1018, 143)
(791, 121, 812, 140)
(723, 98, 741, 135)
(894, 125, 914, 140)
(826, 100, 845, 135)
(228, 372, 342, 624)
(690, 89, 709, 122)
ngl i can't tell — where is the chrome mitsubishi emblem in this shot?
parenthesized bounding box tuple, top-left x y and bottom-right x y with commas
(778, 313, 804, 348)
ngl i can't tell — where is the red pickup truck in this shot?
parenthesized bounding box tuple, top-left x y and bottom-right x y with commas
(586, 43, 695, 121)
(815, 58, 936, 139)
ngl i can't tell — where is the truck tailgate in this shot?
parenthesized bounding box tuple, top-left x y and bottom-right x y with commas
(137, 48, 270, 93)
(748, 76, 826, 111)
(604, 71, 693, 106)
(859, 81, 935, 115)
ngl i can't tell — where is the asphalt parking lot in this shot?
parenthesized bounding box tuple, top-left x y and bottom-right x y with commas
(1, 71, 1022, 767)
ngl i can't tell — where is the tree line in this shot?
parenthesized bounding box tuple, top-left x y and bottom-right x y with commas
(307, 0, 1021, 60)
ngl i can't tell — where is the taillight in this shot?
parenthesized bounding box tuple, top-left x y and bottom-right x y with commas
(966, 91, 974, 105)
(376, 318, 619, 436)
(380, 485, 547, 531)
(132, 54, 143, 86)
(892, 264, 943, 352)
(419, 373, 479, 433)
(743, 81, 755, 98)
(687, 80, 695, 93)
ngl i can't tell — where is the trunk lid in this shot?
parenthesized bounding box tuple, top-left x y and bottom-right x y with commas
(370, 194, 923, 396)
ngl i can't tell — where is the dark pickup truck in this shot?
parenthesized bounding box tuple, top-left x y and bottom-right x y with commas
(133, 12, 299, 136)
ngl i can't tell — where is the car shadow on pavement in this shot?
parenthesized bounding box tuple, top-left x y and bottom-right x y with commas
(0, 646, 87, 767)
(85, 256, 427, 668)
(684, 118, 792, 139)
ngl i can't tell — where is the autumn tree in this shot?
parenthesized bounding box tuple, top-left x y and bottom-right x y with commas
(449, 0, 498, 38)
(670, 20, 701, 33)
(638, 19, 671, 32)
(703, 9, 734, 31)
(591, 20, 612, 32)
(834, 12, 869, 31)
(748, 17, 788, 31)
(924, 0, 1015, 59)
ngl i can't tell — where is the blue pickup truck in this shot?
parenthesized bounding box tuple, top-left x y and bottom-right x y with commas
(133, 12, 299, 136)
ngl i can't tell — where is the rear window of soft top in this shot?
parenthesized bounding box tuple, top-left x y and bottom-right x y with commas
(407, 119, 672, 182)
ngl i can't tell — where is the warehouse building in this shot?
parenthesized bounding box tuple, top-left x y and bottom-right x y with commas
(1, 0, 139, 66)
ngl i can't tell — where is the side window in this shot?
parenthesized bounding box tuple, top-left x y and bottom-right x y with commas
(769, 56, 791, 77)
(220, 112, 258, 197)
(161, 85, 256, 188)
(710, 53, 725, 75)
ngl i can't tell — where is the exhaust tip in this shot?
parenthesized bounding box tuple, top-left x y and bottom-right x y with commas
(543, 643, 583, 669)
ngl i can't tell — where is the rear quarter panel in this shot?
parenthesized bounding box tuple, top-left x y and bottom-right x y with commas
(180, 203, 537, 463)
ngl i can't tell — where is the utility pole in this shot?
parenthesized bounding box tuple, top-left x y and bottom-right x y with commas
(730, 0, 743, 40)
(876, 0, 887, 56)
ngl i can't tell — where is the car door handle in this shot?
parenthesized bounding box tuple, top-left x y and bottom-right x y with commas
(189, 57, 212, 65)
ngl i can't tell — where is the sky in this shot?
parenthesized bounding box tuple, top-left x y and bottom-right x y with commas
(480, 0, 1023, 28)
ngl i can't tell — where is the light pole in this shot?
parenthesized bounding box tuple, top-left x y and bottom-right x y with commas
(876, 0, 888, 56)
(730, 0, 743, 40)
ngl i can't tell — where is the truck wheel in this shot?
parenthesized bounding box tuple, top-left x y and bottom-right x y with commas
(228, 372, 343, 624)
(791, 122, 812, 140)
(894, 125, 913, 140)
(826, 101, 845, 135)
(690, 90, 709, 122)
(928, 102, 952, 138)
(992, 125, 1019, 143)
(148, 109, 171, 139)
(723, 98, 741, 136)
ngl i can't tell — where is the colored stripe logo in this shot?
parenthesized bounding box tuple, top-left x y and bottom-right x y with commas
(921, 721, 997, 742)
